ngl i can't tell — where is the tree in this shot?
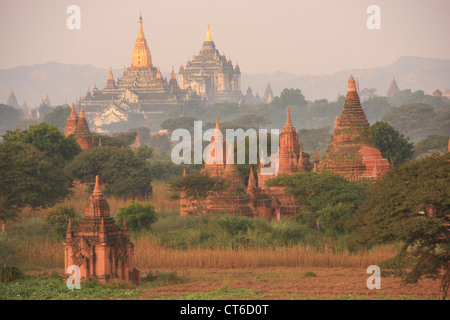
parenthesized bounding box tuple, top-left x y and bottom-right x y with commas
(266, 171, 369, 235)
(116, 201, 158, 232)
(371, 121, 414, 166)
(381, 103, 435, 141)
(65, 146, 152, 200)
(134, 145, 154, 161)
(42, 105, 71, 132)
(2, 122, 81, 167)
(266, 171, 369, 214)
(0, 141, 72, 231)
(348, 153, 450, 299)
(44, 205, 81, 239)
(414, 134, 449, 159)
(160, 117, 198, 135)
(169, 172, 227, 215)
(272, 88, 307, 108)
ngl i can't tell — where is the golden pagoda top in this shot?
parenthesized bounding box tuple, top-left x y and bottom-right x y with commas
(108, 67, 114, 80)
(205, 24, 212, 42)
(131, 14, 153, 68)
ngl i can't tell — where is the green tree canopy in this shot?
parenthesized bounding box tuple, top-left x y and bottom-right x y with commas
(272, 88, 307, 108)
(65, 146, 152, 199)
(2, 122, 81, 167)
(266, 172, 369, 238)
(348, 152, 450, 299)
(0, 141, 72, 230)
(371, 121, 414, 166)
(116, 201, 158, 233)
(42, 105, 71, 131)
(414, 134, 449, 159)
(266, 171, 369, 214)
(44, 204, 81, 239)
(169, 172, 227, 200)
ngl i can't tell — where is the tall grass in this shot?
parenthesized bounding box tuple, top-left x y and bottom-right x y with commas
(132, 237, 397, 269)
(3, 182, 397, 271)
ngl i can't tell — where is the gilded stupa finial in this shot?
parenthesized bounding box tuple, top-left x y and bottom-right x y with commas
(205, 24, 212, 42)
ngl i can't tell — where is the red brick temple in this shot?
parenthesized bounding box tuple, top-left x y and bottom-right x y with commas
(64, 103, 94, 150)
(180, 76, 391, 219)
(64, 176, 139, 283)
(318, 76, 390, 180)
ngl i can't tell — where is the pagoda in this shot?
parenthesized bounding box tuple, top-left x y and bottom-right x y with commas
(180, 118, 256, 216)
(386, 77, 400, 97)
(64, 176, 139, 283)
(64, 103, 94, 150)
(79, 15, 187, 132)
(318, 76, 390, 180)
(178, 25, 242, 103)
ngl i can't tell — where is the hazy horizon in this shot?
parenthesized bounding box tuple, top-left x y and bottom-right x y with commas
(1, 0, 449, 75)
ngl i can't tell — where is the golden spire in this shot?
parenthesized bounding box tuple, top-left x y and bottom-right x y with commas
(131, 14, 152, 68)
(205, 24, 212, 42)
(108, 67, 114, 80)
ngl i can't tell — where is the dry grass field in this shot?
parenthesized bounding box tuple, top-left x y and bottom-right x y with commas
(2, 182, 444, 300)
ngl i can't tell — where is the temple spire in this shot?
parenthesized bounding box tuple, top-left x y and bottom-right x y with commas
(285, 107, 293, 127)
(205, 24, 212, 42)
(93, 175, 102, 196)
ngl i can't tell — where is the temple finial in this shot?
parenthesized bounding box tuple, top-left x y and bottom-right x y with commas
(93, 175, 102, 195)
(205, 24, 212, 42)
(285, 107, 293, 127)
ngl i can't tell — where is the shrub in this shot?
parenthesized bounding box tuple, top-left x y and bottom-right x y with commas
(0, 265, 25, 283)
(44, 205, 81, 239)
(116, 201, 158, 232)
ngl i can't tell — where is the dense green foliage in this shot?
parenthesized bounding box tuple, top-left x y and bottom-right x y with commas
(414, 134, 449, 159)
(371, 121, 414, 166)
(382, 103, 450, 142)
(0, 104, 23, 130)
(153, 212, 325, 250)
(116, 201, 158, 232)
(0, 141, 72, 226)
(42, 105, 71, 131)
(65, 146, 152, 199)
(271, 88, 308, 108)
(349, 153, 450, 299)
(44, 205, 81, 239)
(265, 171, 369, 241)
(2, 122, 81, 167)
(169, 172, 227, 200)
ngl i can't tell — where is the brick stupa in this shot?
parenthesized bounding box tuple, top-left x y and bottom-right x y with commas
(64, 103, 94, 150)
(180, 118, 256, 216)
(64, 176, 139, 283)
(318, 76, 390, 180)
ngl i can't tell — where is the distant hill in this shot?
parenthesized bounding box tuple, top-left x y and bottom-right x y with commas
(1, 56, 449, 107)
(242, 56, 450, 101)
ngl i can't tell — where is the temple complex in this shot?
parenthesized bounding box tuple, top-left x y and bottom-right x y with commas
(64, 103, 94, 150)
(180, 119, 256, 216)
(178, 25, 242, 103)
(79, 15, 188, 133)
(64, 176, 139, 283)
(179, 76, 392, 219)
(318, 76, 390, 180)
(180, 109, 312, 219)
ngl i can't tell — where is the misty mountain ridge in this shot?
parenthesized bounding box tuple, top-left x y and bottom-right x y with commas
(1, 56, 449, 108)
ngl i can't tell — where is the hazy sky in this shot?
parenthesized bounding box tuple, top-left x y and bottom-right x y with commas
(1, 0, 449, 75)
